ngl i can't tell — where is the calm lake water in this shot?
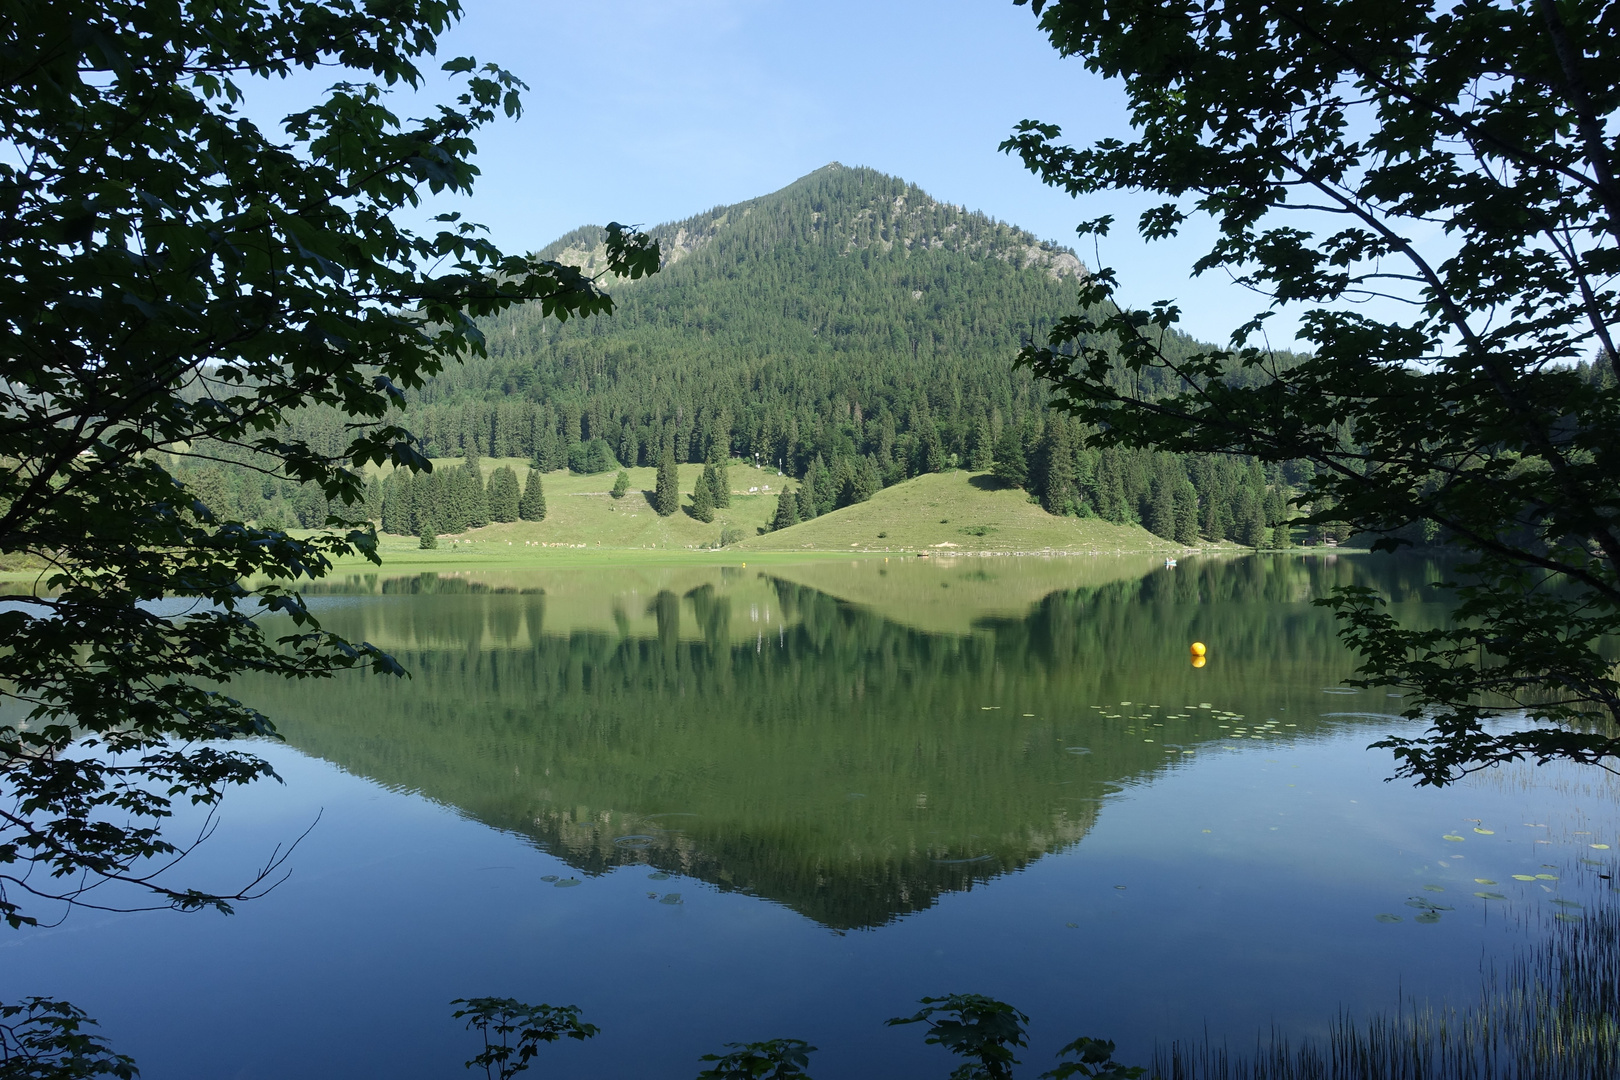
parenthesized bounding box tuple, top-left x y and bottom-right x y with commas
(4, 554, 1616, 1078)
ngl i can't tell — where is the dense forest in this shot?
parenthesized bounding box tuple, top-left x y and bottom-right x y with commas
(174, 164, 1612, 544)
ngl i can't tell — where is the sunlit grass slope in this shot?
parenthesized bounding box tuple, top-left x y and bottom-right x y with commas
(346, 463, 1186, 567)
(360, 458, 793, 566)
(736, 471, 1182, 554)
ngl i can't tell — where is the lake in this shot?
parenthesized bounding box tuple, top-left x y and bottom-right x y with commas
(4, 553, 1615, 1078)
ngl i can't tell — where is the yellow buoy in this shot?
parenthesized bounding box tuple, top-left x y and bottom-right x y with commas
(1192, 656, 1207, 669)
(1191, 641, 1207, 657)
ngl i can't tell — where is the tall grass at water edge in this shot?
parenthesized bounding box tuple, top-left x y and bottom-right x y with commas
(1151, 896, 1619, 1080)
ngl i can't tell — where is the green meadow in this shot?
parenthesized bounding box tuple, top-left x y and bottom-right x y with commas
(351, 461, 1186, 571)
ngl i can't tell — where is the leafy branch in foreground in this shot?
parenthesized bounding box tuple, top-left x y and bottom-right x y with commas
(0, 998, 136, 1080)
(451, 998, 598, 1080)
(0, 0, 656, 928)
(1005, 0, 1619, 783)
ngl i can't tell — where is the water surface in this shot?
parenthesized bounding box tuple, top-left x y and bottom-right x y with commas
(4, 554, 1615, 1078)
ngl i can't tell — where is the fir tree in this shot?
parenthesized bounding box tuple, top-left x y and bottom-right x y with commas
(654, 446, 680, 516)
(519, 470, 547, 522)
(418, 514, 438, 549)
(711, 458, 731, 508)
(1173, 483, 1200, 545)
(991, 427, 1028, 489)
(969, 417, 994, 471)
(463, 461, 490, 528)
(611, 470, 630, 499)
(487, 466, 521, 522)
(771, 490, 800, 531)
(1040, 419, 1078, 515)
(690, 468, 715, 522)
(850, 455, 881, 504)
(1145, 478, 1176, 539)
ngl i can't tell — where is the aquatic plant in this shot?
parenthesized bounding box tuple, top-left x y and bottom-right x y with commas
(1150, 895, 1620, 1080)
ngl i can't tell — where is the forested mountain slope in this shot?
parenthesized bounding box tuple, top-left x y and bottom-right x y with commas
(394, 164, 1297, 544)
(183, 165, 1310, 545)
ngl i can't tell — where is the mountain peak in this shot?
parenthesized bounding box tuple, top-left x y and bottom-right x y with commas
(538, 165, 1085, 283)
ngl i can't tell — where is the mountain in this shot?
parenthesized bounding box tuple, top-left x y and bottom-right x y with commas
(179, 165, 1310, 547)
(410, 163, 1095, 471)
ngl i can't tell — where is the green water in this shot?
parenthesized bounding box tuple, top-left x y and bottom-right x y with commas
(5, 553, 1614, 1078)
(274, 555, 1400, 929)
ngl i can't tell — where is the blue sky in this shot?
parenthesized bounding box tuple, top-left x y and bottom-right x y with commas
(278, 0, 1272, 344)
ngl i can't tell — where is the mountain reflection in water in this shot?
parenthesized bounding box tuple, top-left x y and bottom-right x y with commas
(256, 554, 1440, 930)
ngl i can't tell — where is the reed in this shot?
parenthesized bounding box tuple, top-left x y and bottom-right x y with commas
(1151, 896, 1620, 1080)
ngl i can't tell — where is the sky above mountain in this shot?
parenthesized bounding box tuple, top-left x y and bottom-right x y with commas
(244, 0, 1272, 343)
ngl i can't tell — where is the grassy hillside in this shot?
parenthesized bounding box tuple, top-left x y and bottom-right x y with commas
(738, 471, 1181, 554)
(347, 465, 1181, 565)
(369, 457, 793, 552)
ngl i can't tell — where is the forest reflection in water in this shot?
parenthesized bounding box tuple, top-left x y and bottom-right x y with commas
(258, 553, 1441, 930)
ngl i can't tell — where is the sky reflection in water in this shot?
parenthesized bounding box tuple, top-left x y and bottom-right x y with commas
(2, 554, 1615, 1079)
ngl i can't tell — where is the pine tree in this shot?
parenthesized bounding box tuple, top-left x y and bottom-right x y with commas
(690, 468, 715, 522)
(1236, 491, 1267, 547)
(611, 470, 630, 499)
(797, 458, 822, 520)
(991, 426, 1028, 489)
(418, 513, 438, 549)
(463, 461, 490, 528)
(850, 455, 881, 504)
(969, 417, 994, 471)
(487, 466, 521, 522)
(519, 470, 547, 521)
(1040, 419, 1078, 515)
(771, 490, 800, 531)
(1145, 478, 1176, 539)
(1173, 483, 1200, 545)
(711, 459, 731, 508)
(654, 446, 680, 516)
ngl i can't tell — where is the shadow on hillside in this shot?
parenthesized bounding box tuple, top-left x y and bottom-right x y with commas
(968, 474, 1015, 491)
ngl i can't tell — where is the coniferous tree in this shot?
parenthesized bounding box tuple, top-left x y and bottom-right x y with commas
(771, 490, 800, 531)
(711, 458, 731, 508)
(1173, 483, 1200, 545)
(463, 461, 490, 528)
(487, 466, 521, 522)
(991, 427, 1028, 489)
(969, 417, 994, 471)
(654, 446, 680, 516)
(690, 469, 715, 522)
(1145, 478, 1176, 539)
(519, 469, 547, 522)
(1235, 491, 1267, 547)
(851, 456, 882, 504)
(1040, 420, 1078, 515)
(611, 470, 630, 499)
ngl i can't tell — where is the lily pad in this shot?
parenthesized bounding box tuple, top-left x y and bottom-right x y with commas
(1443, 835, 1466, 842)
(658, 893, 682, 905)
(1512, 875, 1537, 881)
(1534, 873, 1557, 881)
(1375, 913, 1402, 923)
(540, 875, 559, 883)
(1473, 828, 1495, 835)
(1550, 899, 1583, 909)
(1591, 844, 1611, 850)
(554, 878, 581, 888)
(1415, 912, 1442, 924)
(1475, 891, 1507, 900)
(1475, 878, 1497, 885)
(1555, 912, 1583, 923)
(647, 872, 671, 881)
(1422, 885, 1445, 893)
